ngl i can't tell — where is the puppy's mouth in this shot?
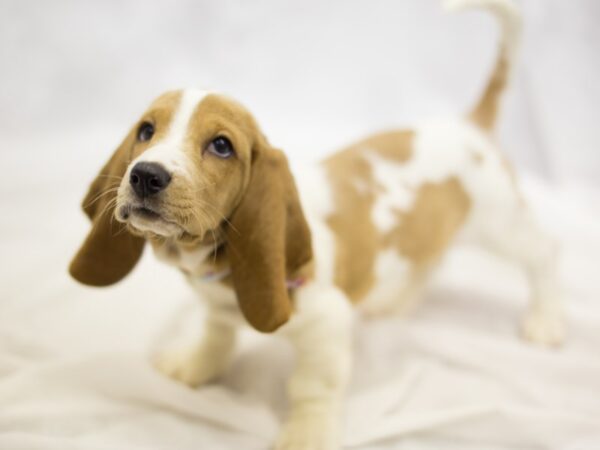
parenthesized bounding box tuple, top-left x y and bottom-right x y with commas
(131, 206, 161, 220)
(117, 203, 183, 238)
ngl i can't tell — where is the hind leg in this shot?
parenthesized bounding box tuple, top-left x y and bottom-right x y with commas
(480, 211, 565, 346)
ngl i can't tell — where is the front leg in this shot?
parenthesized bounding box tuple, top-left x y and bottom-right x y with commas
(154, 309, 237, 388)
(276, 284, 353, 450)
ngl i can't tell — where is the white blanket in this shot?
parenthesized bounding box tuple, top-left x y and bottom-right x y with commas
(1, 176, 599, 450)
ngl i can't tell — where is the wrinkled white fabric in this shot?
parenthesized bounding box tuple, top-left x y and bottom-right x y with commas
(0, 174, 599, 450)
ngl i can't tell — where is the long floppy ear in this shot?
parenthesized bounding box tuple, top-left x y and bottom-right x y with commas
(226, 144, 312, 333)
(69, 132, 145, 286)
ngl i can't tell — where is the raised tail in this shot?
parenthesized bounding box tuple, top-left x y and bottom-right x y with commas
(444, 0, 522, 130)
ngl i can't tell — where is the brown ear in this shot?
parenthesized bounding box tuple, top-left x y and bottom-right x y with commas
(69, 132, 145, 286)
(226, 145, 312, 333)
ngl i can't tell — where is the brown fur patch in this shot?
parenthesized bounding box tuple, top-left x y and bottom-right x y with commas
(470, 57, 508, 130)
(70, 128, 144, 286)
(226, 145, 312, 332)
(324, 130, 413, 302)
(384, 177, 471, 268)
(325, 130, 472, 303)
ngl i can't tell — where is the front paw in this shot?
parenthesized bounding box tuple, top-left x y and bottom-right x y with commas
(275, 414, 339, 450)
(521, 308, 566, 347)
(153, 346, 225, 388)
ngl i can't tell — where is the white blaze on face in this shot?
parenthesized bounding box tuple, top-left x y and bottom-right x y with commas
(129, 89, 210, 179)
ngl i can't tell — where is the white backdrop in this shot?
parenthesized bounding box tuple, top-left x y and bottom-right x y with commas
(1, 2, 600, 450)
(0, 0, 598, 188)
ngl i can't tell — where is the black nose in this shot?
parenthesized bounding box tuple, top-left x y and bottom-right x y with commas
(129, 162, 171, 198)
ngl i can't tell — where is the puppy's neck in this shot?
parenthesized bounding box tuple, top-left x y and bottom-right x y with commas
(150, 228, 228, 277)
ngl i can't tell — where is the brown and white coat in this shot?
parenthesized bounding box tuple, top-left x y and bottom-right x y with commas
(69, 1, 564, 449)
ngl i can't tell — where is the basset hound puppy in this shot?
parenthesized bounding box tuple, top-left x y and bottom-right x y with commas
(69, 0, 565, 448)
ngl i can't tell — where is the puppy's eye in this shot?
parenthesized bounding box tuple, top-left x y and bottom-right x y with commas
(137, 122, 155, 142)
(207, 136, 234, 158)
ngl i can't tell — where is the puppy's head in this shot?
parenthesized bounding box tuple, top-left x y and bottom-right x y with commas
(70, 90, 312, 332)
(113, 90, 256, 241)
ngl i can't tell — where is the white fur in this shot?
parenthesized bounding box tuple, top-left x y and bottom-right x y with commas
(366, 152, 414, 233)
(155, 244, 215, 274)
(443, 0, 521, 65)
(359, 248, 414, 316)
(275, 283, 353, 450)
(293, 163, 338, 285)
